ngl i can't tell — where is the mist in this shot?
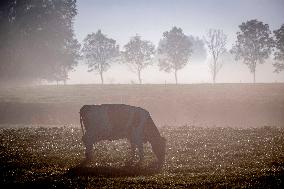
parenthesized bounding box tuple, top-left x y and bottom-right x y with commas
(1, 1, 284, 187)
(1, 0, 284, 84)
(63, 0, 284, 84)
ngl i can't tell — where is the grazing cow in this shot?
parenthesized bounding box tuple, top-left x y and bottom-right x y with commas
(80, 104, 166, 166)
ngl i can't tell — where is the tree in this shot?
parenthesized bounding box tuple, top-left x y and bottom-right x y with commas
(123, 35, 155, 84)
(231, 19, 273, 83)
(0, 0, 80, 85)
(53, 38, 81, 85)
(187, 35, 207, 63)
(273, 24, 284, 73)
(204, 29, 227, 83)
(46, 0, 81, 84)
(158, 27, 192, 84)
(82, 30, 119, 84)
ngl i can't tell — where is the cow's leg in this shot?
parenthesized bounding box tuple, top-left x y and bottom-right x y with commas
(85, 142, 93, 160)
(136, 110, 147, 164)
(127, 141, 144, 166)
(82, 134, 94, 163)
(130, 142, 136, 160)
(137, 142, 144, 164)
(125, 140, 136, 166)
(131, 127, 144, 165)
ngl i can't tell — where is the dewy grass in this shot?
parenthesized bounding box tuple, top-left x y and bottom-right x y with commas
(0, 126, 283, 188)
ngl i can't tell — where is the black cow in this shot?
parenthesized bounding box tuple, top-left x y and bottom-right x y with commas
(80, 104, 166, 166)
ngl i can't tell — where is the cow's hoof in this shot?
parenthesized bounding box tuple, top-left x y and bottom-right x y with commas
(79, 159, 91, 167)
(148, 161, 163, 170)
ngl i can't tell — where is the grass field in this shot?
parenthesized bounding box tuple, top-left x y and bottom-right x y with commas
(0, 84, 284, 188)
(0, 83, 284, 127)
(0, 126, 283, 188)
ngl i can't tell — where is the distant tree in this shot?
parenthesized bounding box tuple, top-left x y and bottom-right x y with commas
(187, 35, 207, 63)
(273, 24, 284, 73)
(158, 27, 192, 84)
(204, 29, 227, 83)
(53, 38, 81, 85)
(0, 0, 80, 84)
(82, 30, 119, 84)
(123, 35, 155, 84)
(231, 19, 273, 83)
(220, 50, 236, 65)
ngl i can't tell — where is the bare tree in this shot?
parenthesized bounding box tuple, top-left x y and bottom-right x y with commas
(231, 19, 273, 83)
(158, 27, 192, 84)
(273, 24, 284, 73)
(82, 30, 119, 84)
(123, 35, 155, 84)
(204, 29, 227, 83)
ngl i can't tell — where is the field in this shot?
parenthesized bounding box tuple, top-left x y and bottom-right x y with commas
(0, 126, 283, 188)
(0, 84, 284, 188)
(0, 83, 284, 127)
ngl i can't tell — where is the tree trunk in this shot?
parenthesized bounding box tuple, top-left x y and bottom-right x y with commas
(213, 66, 216, 84)
(215, 61, 217, 84)
(253, 70, 256, 83)
(174, 69, 178, 85)
(63, 67, 67, 85)
(252, 62, 256, 83)
(100, 72, 104, 84)
(213, 60, 217, 84)
(138, 69, 142, 84)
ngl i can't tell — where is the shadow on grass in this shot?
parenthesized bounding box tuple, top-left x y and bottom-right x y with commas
(67, 164, 161, 178)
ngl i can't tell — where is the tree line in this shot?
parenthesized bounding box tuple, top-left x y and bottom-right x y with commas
(0, 1, 283, 85)
(82, 21, 283, 84)
(81, 28, 206, 85)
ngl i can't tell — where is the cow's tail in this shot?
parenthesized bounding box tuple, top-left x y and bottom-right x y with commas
(80, 111, 85, 135)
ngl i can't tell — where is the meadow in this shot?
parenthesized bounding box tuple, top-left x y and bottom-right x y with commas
(0, 83, 284, 127)
(0, 126, 283, 188)
(0, 84, 284, 188)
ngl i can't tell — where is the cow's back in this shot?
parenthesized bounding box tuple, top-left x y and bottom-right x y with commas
(81, 104, 148, 141)
(103, 104, 133, 139)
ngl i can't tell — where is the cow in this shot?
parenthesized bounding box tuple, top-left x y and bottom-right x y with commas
(80, 104, 166, 167)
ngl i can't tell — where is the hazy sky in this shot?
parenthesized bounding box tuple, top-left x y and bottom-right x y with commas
(69, 0, 284, 84)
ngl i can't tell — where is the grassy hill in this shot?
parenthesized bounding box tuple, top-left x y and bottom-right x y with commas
(0, 83, 284, 127)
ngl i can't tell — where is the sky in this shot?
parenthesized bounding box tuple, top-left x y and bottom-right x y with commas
(69, 0, 284, 84)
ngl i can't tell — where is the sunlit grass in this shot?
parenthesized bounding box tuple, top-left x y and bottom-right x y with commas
(1, 126, 283, 188)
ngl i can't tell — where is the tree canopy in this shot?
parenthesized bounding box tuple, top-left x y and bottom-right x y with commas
(273, 24, 284, 73)
(187, 36, 207, 64)
(123, 35, 155, 84)
(0, 0, 80, 85)
(231, 19, 273, 83)
(82, 30, 119, 84)
(158, 26, 192, 84)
